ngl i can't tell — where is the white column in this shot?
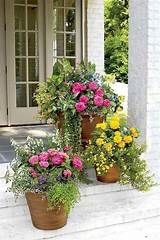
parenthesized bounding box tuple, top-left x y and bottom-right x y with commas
(87, 0, 104, 73)
(128, 0, 160, 181)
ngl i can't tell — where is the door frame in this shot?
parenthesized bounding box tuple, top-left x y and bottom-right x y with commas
(5, 0, 45, 125)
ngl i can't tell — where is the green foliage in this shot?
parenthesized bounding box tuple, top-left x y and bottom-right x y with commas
(104, 0, 128, 83)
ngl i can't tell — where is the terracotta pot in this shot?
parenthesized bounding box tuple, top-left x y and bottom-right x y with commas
(96, 165, 120, 183)
(57, 112, 103, 143)
(25, 192, 67, 230)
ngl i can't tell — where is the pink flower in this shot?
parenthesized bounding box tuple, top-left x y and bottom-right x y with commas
(28, 155, 39, 166)
(63, 145, 72, 152)
(72, 82, 86, 94)
(39, 152, 49, 161)
(29, 168, 37, 177)
(47, 148, 56, 157)
(95, 88, 104, 97)
(72, 156, 83, 171)
(51, 152, 67, 165)
(103, 99, 111, 107)
(63, 169, 72, 177)
(79, 95, 89, 104)
(94, 95, 104, 106)
(39, 161, 49, 168)
(88, 81, 98, 91)
(75, 102, 87, 112)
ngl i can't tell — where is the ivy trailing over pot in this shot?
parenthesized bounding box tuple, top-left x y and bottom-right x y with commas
(35, 59, 122, 151)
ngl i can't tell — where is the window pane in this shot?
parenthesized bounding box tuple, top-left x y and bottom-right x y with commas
(16, 84, 27, 107)
(65, 0, 75, 7)
(28, 0, 38, 4)
(28, 7, 38, 30)
(53, 0, 64, 7)
(15, 32, 26, 56)
(15, 6, 25, 30)
(65, 9, 75, 32)
(16, 58, 26, 82)
(29, 84, 38, 107)
(53, 8, 64, 31)
(66, 33, 75, 56)
(28, 32, 38, 56)
(14, 0, 25, 4)
(28, 58, 39, 81)
(53, 33, 64, 56)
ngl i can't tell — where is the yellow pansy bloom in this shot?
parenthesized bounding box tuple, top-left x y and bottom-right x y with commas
(115, 131, 121, 136)
(116, 106, 123, 113)
(104, 143, 112, 152)
(113, 135, 122, 143)
(130, 128, 139, 138)
(96, 122, 107, 130)
(118, 141, 125, 148)
(110, 120, 119, 130)
(96, 138, 104, 146)
(111, 115, 120, 122)
(132, 132, 139, 138)
(124, 135, 132, 143)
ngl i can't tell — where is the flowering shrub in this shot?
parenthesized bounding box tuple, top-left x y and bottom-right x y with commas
(84, 114, 154, 191)
(5, 132, 88, 213)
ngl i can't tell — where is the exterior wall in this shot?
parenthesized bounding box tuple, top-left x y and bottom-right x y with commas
(128, 0, 160, 181)
(0, 0, 7, 125)
(87, 0, 104, 73)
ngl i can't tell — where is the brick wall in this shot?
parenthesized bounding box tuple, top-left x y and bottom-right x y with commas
(128, 0, 160, 181)
(87, 0, 104, 73)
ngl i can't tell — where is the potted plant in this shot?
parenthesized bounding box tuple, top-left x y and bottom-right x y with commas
(5, 132, 88, 230)
(84, 114, 154, 191)
(35, 59, 122, 151)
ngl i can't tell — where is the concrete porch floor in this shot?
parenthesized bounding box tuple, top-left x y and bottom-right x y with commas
(0, 125, 54, 164)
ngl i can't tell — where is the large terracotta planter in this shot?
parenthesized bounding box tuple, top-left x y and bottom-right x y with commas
(96, 165, 120, 183)
(57, 113, 103, 143)
(25, 192, 67, 230)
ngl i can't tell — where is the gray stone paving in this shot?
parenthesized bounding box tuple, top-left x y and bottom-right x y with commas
(0, 125, 54, 163)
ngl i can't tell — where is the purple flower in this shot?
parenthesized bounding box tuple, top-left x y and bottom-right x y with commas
(38, 176, 47, 185)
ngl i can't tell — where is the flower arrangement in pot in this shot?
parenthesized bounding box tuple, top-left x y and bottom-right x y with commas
(35, 59, 122, 151)
(84, 114, 154, 191)
(5, 132, 88, 230)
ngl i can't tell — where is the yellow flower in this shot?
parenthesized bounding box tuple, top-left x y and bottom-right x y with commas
(118, 95, 125, 102)
(115, 131, 121, 136)
(104, 143, 112, 152)
(96, 138, 104, 146)
(110, 120, 119, 130)
(113, 135, 122, 144)
(124, 135, 132, 143)
(100, 133, 105, 138)
(112, 115, 120, 122)
(132, 132, 139, 138)
(116, 106, 123, 113)
(130, 128, 139, 138)
(118, 141, 125, 148)
(96, 122, 107, 130)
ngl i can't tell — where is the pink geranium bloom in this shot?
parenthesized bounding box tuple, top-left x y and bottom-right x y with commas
(88, 81, 98, 91)
(103, 99, 111, 107)
(94, 95, 104, 106)
(79, 95, 89, 104)
(28, 155, 39, 166)
(47, 148, 57, 157)
(63, 145, 72, 152)
(39, 161, 49, 168)
(51, 152, 66, 165)
(29, 168, 37, 177)
(39, 152, 49, 161)
(95, 88, 104, 97)
(72, 156, 83, 171)
(72, 82, 87, 94)
(75, 102, 87, 112)
(63, 169, 72, 177)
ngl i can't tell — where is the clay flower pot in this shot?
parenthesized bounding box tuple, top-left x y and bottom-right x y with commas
(25, 192, 67, 230)
(57, 112, 103, 144)
(96, 165, 120, 183)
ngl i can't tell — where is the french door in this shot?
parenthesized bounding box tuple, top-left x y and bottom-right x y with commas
(5, 0, 45, 125)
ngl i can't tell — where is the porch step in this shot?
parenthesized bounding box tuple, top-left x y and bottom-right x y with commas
(0, 163, 160, 240)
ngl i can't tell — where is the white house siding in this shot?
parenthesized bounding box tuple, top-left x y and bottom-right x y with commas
(87, 0, 104, 73)
(0, 0, 7, 125)
(128, 0, 160, 181)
